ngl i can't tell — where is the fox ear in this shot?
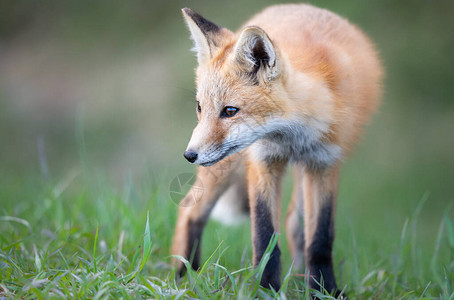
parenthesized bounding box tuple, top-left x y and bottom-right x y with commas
(182, 8, 223, 64)
(233, 26, 279, 82)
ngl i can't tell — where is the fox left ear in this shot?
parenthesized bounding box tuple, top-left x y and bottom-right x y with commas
(182, 8, 227, 64)
(233, 26, 280, 82)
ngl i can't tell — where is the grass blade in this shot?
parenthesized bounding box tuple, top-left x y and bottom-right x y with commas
(140, 211, 152, 272)
(93, 224, 99, 273)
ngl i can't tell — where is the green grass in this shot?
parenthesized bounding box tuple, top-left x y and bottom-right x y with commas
(1, 172, 453, 299)
(1, 0, 453, 298)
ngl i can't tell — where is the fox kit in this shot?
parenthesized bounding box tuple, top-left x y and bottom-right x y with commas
(172, 4, 382, 295)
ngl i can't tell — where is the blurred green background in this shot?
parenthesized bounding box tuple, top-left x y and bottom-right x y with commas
(1, 0, 453, 272)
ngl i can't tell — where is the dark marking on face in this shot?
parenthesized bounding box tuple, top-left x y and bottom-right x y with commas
(253, 197, 281, 291)
(306, 197, 338, 293)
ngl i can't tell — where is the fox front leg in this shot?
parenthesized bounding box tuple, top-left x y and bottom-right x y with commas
(247, 159, 286, 291)
(171, 164, 231, 277)
(302, 165, 341, 296)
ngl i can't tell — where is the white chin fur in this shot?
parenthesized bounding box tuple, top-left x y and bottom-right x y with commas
(194, 154, 223, 167)
(196, 144, 242, 167)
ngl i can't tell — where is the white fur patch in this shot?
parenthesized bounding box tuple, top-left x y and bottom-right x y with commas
(210, 184, 249, 225)
(250, 119, 341, 167)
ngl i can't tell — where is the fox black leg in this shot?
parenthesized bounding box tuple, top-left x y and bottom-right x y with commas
(172, 161, 234, 277)
(306, 200, 337, 294)
(303, 166, 342, 297)
(253, 197, 281, 290)
(247, 159, 286, 291)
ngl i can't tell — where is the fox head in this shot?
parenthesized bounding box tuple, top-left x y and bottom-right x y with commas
(182, 8, 289, 166)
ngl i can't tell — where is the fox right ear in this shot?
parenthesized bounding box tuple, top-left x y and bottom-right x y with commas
(233, 26, 280, 82)
(182, 8, 224, 64)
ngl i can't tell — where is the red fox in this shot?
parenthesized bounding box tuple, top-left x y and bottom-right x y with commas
(172, 4, 382, 295)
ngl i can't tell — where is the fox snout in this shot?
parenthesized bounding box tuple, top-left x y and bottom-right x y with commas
(184, 117, 264, 166)
(184, 119, 230, 166)
(183, 144, 224, 167)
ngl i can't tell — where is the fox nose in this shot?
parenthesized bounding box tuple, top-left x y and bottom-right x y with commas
(184, 150, 198, 163)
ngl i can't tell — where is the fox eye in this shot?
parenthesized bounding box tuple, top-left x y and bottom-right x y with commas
(196, 101, 201, 113)
(221, 106, 239, 118)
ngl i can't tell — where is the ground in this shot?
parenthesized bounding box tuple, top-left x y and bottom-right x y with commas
(0, 168, 453, 299)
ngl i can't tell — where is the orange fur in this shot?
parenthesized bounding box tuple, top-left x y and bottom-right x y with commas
(174, 4, 383, 294)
